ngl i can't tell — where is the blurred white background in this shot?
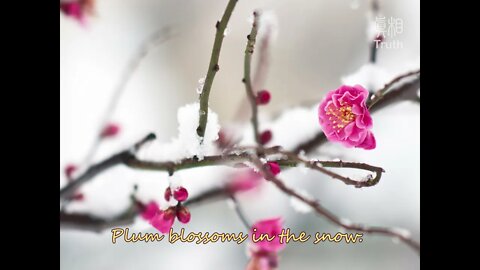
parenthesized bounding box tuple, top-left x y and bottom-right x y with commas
(60, 0, 419, 269)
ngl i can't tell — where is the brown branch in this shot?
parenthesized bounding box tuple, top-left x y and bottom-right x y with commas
(276, 150, 385, 188)
(61, 141, 384, 202)
(197, 0, 238, 139)
(293, 70, 420, 154)
(242, 11, 261, 144)
(250, 156, 420, 254)
(59, 133, 156, 201)
(60, 186, 228, 233)
(368, 70, 420, 110)
(60, 205, 139, 233)
(60, 145, 385, 231)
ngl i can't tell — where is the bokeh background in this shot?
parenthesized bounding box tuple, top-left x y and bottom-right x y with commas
(60, 0, 420, 269)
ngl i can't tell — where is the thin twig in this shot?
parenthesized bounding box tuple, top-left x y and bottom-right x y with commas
(277, 150, 385, 188)
(59, 133, 156, 201)
(229, 195, 252, 229)
(82, 27, 173, 168)
(368, 70, 420, 109)
(197, 0, 238, 139)
(243, 11, 261, 144)
(250, 156, 420, 254)
(60, 186, 228, 232)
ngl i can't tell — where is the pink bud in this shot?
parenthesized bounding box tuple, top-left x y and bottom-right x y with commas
(163, 207, 177, 221)
(100, 123, 120, 138)
(217, 130, 227, 148)
(60, 2, 85, 24)
(266, 162, 281, 176)
(374, 34, 384, 43)
(164, 187, 172, 202)
(259, 130, 272, 145)
(176, 205, 191, 224)
(64, 164, 77, 179)
(256, 90, 271, 105)
(173, 187, 189, 202)
(71, 192, 84, 201)
(150, 207, 176, 234)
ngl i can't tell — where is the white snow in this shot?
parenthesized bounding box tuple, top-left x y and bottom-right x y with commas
(264, 105, 322, 151)
(223, 27, 230, 37)
(341, 63, 394, 91)
(196, 77, 205, 94)
(136, 102, 220, 162)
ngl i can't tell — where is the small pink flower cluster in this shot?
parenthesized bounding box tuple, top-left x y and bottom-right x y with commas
(140, 186, 191, 234)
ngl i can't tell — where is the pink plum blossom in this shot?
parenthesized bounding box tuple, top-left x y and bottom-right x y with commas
(140, 197, 192, 234)
(140, 201, 160, 220)
(60, 2, 85, 24)
(149, 207, 176, 234)
(247, 217, 285, 270)
(250, 217, 286, 253)
(318, 85, 376, 150)
(60, 0, 95, 25)
(227, 169, 263, 193)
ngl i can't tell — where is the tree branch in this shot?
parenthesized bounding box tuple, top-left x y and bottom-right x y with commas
(368, 70, 420, 110)
(229, 195, 252, 229)
(59, 133, 156, 201)
(197, 0, 238, 139)
(60, 186, 228, 233)
(276, 150, 385, 188)
(242, 11, 261, 144)
(250, 156, 420, 254)
(60, 144, 385, 231)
